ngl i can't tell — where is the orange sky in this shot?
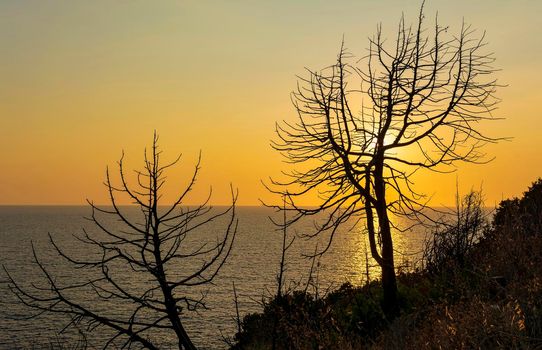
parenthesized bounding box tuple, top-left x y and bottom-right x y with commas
(1, 1, 541, 206)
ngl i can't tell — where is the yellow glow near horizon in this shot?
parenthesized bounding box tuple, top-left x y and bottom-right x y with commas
(1, 1, 541, 207)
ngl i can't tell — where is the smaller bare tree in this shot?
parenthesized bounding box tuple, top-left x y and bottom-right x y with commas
(4, 133, 237, 350)
(270, 197, 295, 350)
(423, 188, 488, 274)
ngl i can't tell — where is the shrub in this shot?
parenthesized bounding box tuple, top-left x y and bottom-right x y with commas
(423, 190, 488, 274)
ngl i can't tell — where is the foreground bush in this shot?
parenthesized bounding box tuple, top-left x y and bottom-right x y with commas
(232, 179, 542, 349)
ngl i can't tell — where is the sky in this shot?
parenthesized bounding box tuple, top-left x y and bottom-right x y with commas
(1, 0, 541, 206)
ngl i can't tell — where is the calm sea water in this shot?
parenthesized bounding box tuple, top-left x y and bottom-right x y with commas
(0, 206, 426, 349)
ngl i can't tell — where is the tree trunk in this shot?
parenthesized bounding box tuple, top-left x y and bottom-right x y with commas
(175, 322, 197, 350)
(378, 214, 399, 317)
(152, 216, 197, 350)
(162, 278, 198, 350)
(374, 158, 399, 317)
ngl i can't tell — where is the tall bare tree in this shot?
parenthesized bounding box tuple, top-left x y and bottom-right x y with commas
(268, 4, 501, 314)
(4, 133, 238, 349)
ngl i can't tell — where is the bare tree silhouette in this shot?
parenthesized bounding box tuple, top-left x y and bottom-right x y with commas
(4, 133, 238, 349)
(271, 197, 295, 350)
(267, 3, 501, 315)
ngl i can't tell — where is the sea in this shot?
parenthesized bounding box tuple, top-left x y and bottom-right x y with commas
(0, 206, 427, 349)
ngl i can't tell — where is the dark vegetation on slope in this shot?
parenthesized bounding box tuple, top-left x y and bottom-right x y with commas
(231, 179, 542, 349)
